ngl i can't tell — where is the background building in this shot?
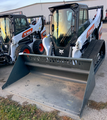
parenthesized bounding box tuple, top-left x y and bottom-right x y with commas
(0, 0, 106, 22)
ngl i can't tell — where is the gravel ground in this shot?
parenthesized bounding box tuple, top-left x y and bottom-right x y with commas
(0, 24, 107, 120)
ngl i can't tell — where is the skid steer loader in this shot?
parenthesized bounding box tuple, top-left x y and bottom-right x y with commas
(2, 3, 105, 117)
(0, 13, 46, 65)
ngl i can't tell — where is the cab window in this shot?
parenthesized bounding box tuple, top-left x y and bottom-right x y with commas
(15, 17, 29, 35)
(83, 9, 88, 23)
(79, 9, 84, 26)
(79, 9, 88, 27)
(0, 17, 11, 43)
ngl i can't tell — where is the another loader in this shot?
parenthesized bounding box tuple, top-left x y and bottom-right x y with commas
(2, 3, 105, 117)
(0, 13, 46, 65)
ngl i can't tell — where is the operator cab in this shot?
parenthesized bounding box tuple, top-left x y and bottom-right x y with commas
(0, 15, 12, 53)
(49, 3, 89, 57)
(0, 14, 30, 53)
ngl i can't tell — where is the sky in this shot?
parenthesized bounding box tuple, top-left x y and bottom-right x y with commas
(0, 0, 79, 12)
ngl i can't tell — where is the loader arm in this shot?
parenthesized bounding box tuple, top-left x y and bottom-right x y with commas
(73, 7, 103, 58)
(12, 17, 43, 45)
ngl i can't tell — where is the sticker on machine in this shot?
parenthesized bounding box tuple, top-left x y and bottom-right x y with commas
(22, 28, 33, 38)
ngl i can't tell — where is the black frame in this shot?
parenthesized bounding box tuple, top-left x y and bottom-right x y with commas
(27, 15, 45, 32)
(49, 3, 89, 32)
(0, 14, 30, 36)
(48, 3, 89, 57)
(13, 15, 30, 35)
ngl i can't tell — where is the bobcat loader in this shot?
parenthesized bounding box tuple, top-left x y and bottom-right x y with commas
(0, 13, 46, 65)
(2, 3, 105, 117)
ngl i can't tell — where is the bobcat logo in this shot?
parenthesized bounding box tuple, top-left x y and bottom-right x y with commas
(59, 49, 64, 55)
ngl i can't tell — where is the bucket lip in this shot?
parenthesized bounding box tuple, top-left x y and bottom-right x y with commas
(79, 60, 95, 116)
(21, 53, 93, 62)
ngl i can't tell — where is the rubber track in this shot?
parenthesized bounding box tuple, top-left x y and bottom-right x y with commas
(82, 40, 105, 72)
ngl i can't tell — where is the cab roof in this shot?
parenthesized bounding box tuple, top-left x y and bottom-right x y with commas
(0, 14, 26, 18)
(49, 3, 88, 13)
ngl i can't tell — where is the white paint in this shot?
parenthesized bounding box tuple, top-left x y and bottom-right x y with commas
(42, 34, 52, 56)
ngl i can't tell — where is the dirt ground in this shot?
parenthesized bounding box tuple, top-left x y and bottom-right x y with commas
(0, 24, 107, 120)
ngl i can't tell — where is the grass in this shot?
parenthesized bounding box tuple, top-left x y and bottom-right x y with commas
(0, 96, 73, 120)
(88, 100, 107, 110)
(1, 97, 107, 120)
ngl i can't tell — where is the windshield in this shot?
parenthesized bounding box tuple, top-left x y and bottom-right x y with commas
(0, 17, 11, 43)
(15, 17, 29, 35)
(52, 8, 75, 47)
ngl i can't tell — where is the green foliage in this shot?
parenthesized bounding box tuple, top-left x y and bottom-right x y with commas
(0, 96, 73, 120)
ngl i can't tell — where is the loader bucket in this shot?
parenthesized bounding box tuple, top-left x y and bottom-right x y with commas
(2, 53, 95, 117)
